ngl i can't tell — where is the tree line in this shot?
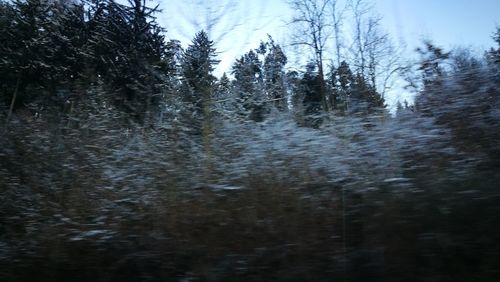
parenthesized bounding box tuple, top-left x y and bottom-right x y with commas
(1, 0, 499, 178)
(0, 0, 397, 129)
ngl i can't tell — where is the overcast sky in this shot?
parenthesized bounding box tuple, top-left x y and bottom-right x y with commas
(159, 0, 498, 65)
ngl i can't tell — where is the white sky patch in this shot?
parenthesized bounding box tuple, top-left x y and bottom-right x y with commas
(158, 0, 292, 77)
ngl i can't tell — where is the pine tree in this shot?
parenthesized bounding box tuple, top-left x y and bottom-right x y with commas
(414, 41, 450, 115)
(263, 37, 288, 111)
(213, 72, 233, 118)
(350, 72, 383, 114)
(491, 27, 500, 65)
(232, 50, 266, 121)
(287, 70, 304, 122)
(1, 0, 51, 112)
(0, 0, 85, 120)
(335, 61, 353, 113)
(84, 0, 167, 122)
(164, 39, 183, 80)
(326, 64, 338, 110)
(179, 30, 219, 166)
(301, 62, 323, 127)
(181, 30, 218, 119)
(180, 30, 219, 182)
(416, 41, 450, 88)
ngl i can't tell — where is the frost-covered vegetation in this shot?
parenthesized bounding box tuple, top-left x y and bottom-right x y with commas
(1, 0, 500, 281)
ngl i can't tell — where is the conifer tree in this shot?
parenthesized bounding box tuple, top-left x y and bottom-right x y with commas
(181, 30, 218, 112)
(263, 38, 288, 111)
(213, 72, 233, 118)
(335, 61, 353, 113)
(181, 30, 219, 181)
(84, 0, 167, 122)
(301, 62, 323, 127)
(232, 50, 266, 121)
(1, 0, 52, 115)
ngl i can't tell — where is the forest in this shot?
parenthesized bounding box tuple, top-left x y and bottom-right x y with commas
(1, 0, 499, 281)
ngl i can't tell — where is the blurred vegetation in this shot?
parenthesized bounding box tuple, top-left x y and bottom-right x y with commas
(1, 0, 500, 281)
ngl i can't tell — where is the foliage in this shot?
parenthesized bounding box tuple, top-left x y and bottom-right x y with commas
(0, 2, 499, 281)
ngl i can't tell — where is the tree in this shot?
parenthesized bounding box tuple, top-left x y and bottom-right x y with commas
(0, 0, 90, 123)
(181, 30, 218, 114)
(301, 62, 323, 127)
(0, 0, 25, 119)
(181, 30, 219, 181)
(164, 39, 183, 79)
(416, 41, 450, 92)
(263, 38, 288, 111)
(232, 49, 266, 121)
(334, 60, 354, 112)
(329, 0, 349, 67)
(83, 0, 167, 123)
(364, 17, 386, 88)
(329, 60, 383, 114)
(348, 0, 400, 112)
(287, 0, 331, 112)
(413, 39, 500, 163)
(168, 0, 268, 76)
(487, 27, 500, 66)
(350, 0, 371, 78)
(1, 0, 49, 114)
(213, 72, 233, 118)
(0, 0, 170, 125)
(350, 72, 382, 114)
(288, 70, 304, 121)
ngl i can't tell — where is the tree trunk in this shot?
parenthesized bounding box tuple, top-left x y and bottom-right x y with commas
(202, 86, 214, 183)
(318, 63, 329, 112)
(6, 74, 21, 124)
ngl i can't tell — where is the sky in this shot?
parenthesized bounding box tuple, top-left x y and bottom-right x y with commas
(158, 0, 499, 107)
(375, 0, 499, 52)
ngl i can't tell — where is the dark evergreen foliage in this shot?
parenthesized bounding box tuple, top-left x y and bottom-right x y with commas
(0, 0, 168, 123)
(179, 30, 219, 136)
(232, 49, 266, 121)
(301, 63, 323, 127)
(181, 31, 217, 107)
(262, 37, 288, 111)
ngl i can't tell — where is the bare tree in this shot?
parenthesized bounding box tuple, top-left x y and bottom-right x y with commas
(330, 0, 350, 67)
(287, 0, 332, 111)
(349, 0, 403, 98)
(350, 0, 372, 77)
(365, 17, 388, 87)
